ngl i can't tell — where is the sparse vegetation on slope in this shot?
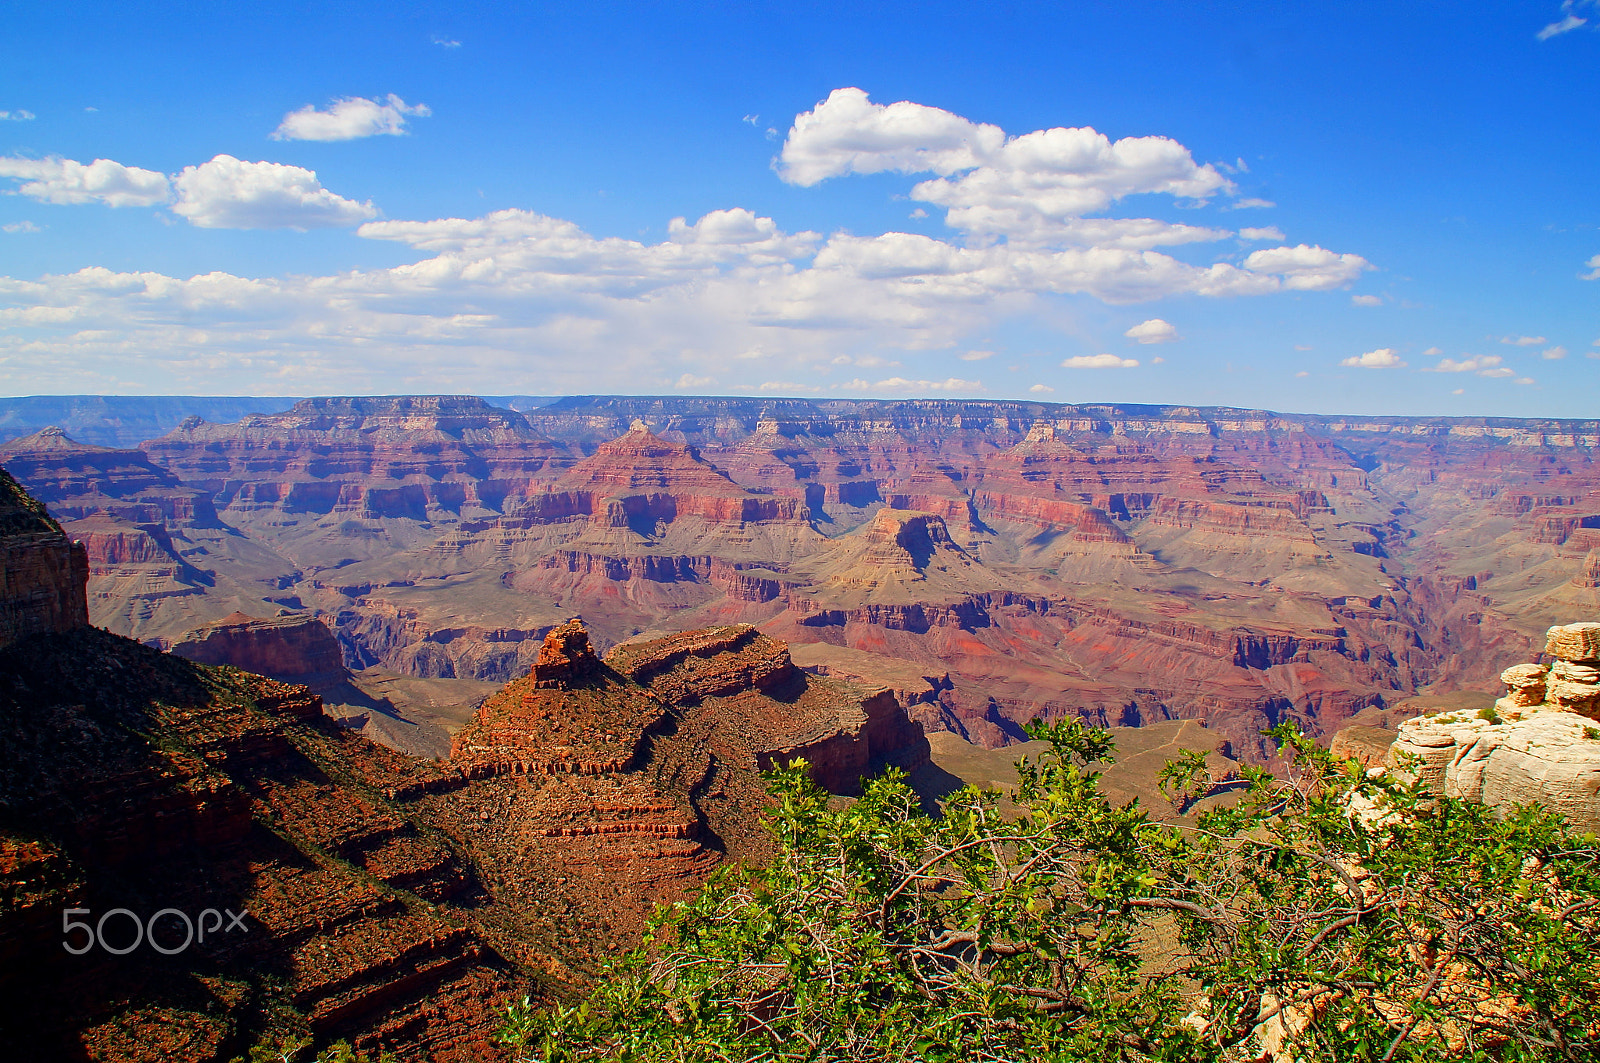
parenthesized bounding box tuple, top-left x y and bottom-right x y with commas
(501, 722, 1600, 1062)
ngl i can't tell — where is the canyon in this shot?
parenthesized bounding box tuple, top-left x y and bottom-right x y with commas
(4, 394, 1597, 762)
(0, 469, 929, 1060)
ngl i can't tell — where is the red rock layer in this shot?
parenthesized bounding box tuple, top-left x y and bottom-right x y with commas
(169, 610, 350, 686)
(0, 466, 88, 649)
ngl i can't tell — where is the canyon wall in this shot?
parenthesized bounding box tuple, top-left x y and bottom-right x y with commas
(0, 470, 928, 1060)
(7, 395, 1598, 760)
(0, 467, 87, 649)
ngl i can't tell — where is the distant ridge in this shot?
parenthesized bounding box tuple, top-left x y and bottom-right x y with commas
(5, 394, 1599, 449)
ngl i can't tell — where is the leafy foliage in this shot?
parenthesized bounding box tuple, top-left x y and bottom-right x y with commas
(500, 720, 1600, 1061)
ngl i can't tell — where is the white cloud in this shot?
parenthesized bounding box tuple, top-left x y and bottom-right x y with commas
(1542, 345, 1568, 360)
(674, 373, 714, 389)
(1421, 346, 1443, 356)
(1028, 383, 1054, 392)
(0, 156, 170, 207)
(0, 92, 1375, 393)
(2, 221, 41, 233)
(0, 110, 35, 122)
(1062, 353, 1138, 369)
(776, 87, 1006, 186)
(838, 376, 983, 392)
(1230, 197, 1275, 209)
(1238, 226, 1285, 241)
(271, 94, 431, 141)
(1582, 254, 1600, 280)
(1426, 355, 1518, 378)
(735, 380, 821, 393)
(1452, 388, 1464, 394)
(1351, 294, 1382, 307)
(1341, 348, 1406, 369)
(960, 350, 995, 361)
(909, 207, 928, 219)
(172, 155, 377, 229)
(431, 35, 461, 48)
(1538, 14, 1587, 40)
(1500, 334, 1547, 345)
(778, 87, 1247, 251)
(1124, 318, 1179, 344)
(665, 207, 819, 261)
(1151, 356, 1164, 364)
(1516, 376, 1536, 384)
(1241, 244, 1370, 290)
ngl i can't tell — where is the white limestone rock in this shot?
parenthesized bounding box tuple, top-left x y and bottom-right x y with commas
(1388, 709, 1600, 831)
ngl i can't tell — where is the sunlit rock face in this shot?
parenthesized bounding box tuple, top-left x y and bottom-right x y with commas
(168, 610, 350, 687)
(1381, 621, 1600, 832)
(10, 394, 1600, 761)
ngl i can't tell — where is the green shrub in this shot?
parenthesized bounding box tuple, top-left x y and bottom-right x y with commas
(501, 720, 1600, 1062)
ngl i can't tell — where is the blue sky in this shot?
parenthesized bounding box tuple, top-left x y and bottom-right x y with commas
(1, 0, 1597, 416)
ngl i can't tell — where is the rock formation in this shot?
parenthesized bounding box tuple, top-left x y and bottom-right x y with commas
(0, 466, 87, 648)
(1379, 621, 1600, 831)
(11, 394, 1600, 761)
(0, 474, 932, 1060)
(169, 611, 350, 687)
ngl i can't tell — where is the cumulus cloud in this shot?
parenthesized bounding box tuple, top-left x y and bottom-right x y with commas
(778, 87, 1258, 251)
(1062, 353, 1138, 368)
(1351, 294, 1382, 307)
(1582, 254, 1600, 280)
(0, 156, 170, 207)
(2, 221, 41, 233)
(960, 350, 995, 361)
(1341, 348, 1406, 369)
(172, 155, 377, 229)
(271, 94, 431, 141)
(1240, 244, 1370, 290)
(0, 90, 1376, 393)
(1028, 383, 1054, 392)
(1543, 345, 1568, 360)
(1425, 354, 1517, 378)
(1501, 334, 1547, 346)
(1239, 226, 1285, 241)
(674, 373, 715, 389)
(665, 207, 820, 261)
(0, 110, 35, 122)
(776, 87, 1005, 186)
(1124, 318, 1179, 344)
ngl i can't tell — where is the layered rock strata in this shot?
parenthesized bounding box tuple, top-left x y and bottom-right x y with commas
(169, 611, 350, 687)
(14, 394, 1600, 761)
(1, 475, 943, 1060)
(0, 466, 88, 648)
(1382, 622, 1600, 831)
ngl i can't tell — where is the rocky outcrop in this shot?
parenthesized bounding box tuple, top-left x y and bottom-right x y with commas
(1385, 621, 1600, 831)
(169, 611, 350, 687)
(0, 466, 88, 649)
(1328, 725, 1396, 770)
(35, 393, 1600, 761)
(0, 627, 519, 1062)
(609, 624, 930, 795)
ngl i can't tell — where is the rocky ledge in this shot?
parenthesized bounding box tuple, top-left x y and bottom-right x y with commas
(1342, 621, 1600, 831)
